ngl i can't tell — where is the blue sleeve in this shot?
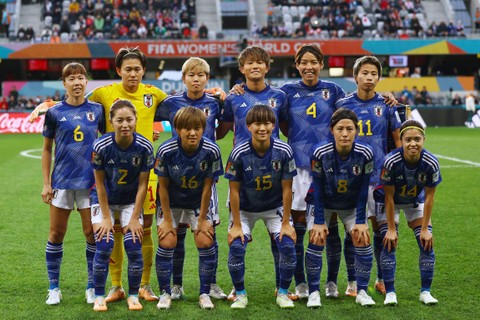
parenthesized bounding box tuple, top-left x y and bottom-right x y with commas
(220, 96, 234, 122)
(42, 109, 56, 139)
(98, 109, 106, 135)
(313, 176, 325, 225)
(154, 100, 169, 122)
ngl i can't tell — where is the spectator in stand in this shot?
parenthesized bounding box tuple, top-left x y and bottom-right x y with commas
(0, 96, 8, 111)
(410, 67, 421, 78)
(2, 8, 10, 38)
(410, 13, 422, 36)
(60, 15, 71, 35)
(8, 85, 19, 106)
(456, 20, 465, 37)
(94, 13, 105, 33)
(476, 8, 480, 30)
(198, 23, 208, 39)
(465, 93, 476, 126)
(17, 24, 26, 40)
(420, 86, 432, 105)
(436, 21, 448, 37)
(451, 94, 463, 106)
(353, 17, 364, 37)
(447, 21, 457, 36)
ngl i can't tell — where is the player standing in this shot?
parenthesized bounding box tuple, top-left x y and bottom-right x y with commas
(42, 62, 104, 305)
(304, 108, 375, 307)
(375, 120, 442, 306)
(90, 100, 154, 311)
(153, 107, 224, 309)
(155, 57, 226, 301)
(225, 105, 297, 309)
(217, 45, 289, 300)
(335, 55, 401, 296)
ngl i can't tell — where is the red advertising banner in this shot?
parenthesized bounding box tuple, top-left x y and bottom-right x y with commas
(0, 113, 44, 134)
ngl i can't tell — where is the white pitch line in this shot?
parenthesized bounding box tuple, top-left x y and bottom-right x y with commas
(435, 154, 480, 167)
(20, 148, 43, 159)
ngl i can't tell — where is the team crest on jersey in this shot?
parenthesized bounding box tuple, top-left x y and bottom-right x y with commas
(272, 160, 281, 171)
(311, 160, 322, 173)
(132, 155, 141, 167)
(199, 160, 208, 171)
(321, 89, 330, 100)
(144, 94, 153, 108)
(203, 107, 211, 117)
(352, 164, 361, 176)
(226, 162, 236, 175)
(86, 111, 95, 122)
(418, 172, 427, 184)
(374, 106, 383, 116)
(268, 98, 277, 108)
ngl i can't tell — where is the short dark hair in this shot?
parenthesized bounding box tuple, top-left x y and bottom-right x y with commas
(238, 45, 271, 68)
(330, 108, 359, 130)
(294, 43, 324, 65)
(245, 104, 276, 126)
(399, 119, 425, 139)
(115, 46, 147, 69)
(61, 62, 87, 80)
(109, 99, 137, 120)
(352, 55, 382, 78)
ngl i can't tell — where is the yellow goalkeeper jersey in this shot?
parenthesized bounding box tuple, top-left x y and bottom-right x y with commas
(88, 82, 168, 142)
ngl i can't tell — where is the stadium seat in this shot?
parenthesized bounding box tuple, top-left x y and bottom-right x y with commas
(363, 29, 372, 38)
(44, 16, 53, 28)
(283, 13, 292, 24)
(60, 32, 69, 42)
(338, 29, 346, 38)
(298, 6, 307, 17)
(282, 6, 290, 15)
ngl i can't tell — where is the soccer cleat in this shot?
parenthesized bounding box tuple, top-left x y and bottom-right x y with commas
(345, 281, 357, 297)
(156, 291, 172, 309)
(325, 281, 339, 298)
(276, 293, 295, 308)
(85, 288, 95, 304)
(93, 296, 108, 312)
(199, 293, 215, 309)
(227, 287, 236, 301)
(295, 283, 309, 299)
(307, 290, 321, 308)
(105, 286, 125, 303)
(419, 291, 438, 305)
(46, 288, 62, 305)
(375, 279, 386, 295)
(127, 296, 143, 311)
(274, 288, 299, 301)
(231, 294, 248, 309)
(171, 285, 185, 300)
(139, 285, 159, 301)
(356, 289, 376, 306)
(384, 292, 398, 306)
(209, 284, 227, 300)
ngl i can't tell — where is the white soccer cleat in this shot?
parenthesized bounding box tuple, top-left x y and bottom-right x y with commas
(209, 283, 227, 300)
(156, 291, 172, 309)
(171, 285, 184, 300)
(295, 283, 309, 299)
(355, 289, 376, 306)
(227, 286, 236, 301)
(306, 290, 321, 308)
(199, 293, 215, 309)
(230, 294, 248, 309)
(325, 281, 339, 298)
(46, 288, 62, 305)
(384, 292, 398, 306)
(419, 291, 438, 305)
(276, 293, 295, 308)
(85, 288, 95, 304)
(345, 281, 357, 297)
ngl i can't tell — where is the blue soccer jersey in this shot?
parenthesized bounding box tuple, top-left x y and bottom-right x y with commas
(281, 80, 346, 169)
(377, 148, 442, 205)
(310, 141, 374, 224)
(154, 137, 223, 209)
(221, 85, 288, 146)
(224, 138, 297, 212)
(43, 100, 105, 189)
(91, 132, 154, 205)
(335, 93, 401, 184)
(156, 92, 221, 141)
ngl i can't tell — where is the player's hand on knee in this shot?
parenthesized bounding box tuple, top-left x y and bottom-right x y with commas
(228, 226, 244, 245)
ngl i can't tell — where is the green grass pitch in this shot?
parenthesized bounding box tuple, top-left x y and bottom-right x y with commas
(0, 127, 478, 319)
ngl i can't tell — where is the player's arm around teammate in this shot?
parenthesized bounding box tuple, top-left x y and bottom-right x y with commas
(375, 120, 442, 306)
(91, 100, 154, 312)
(43, 62, 105, 306)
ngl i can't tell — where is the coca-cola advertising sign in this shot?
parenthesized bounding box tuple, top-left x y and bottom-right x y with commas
(0, 112, 44, 134)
